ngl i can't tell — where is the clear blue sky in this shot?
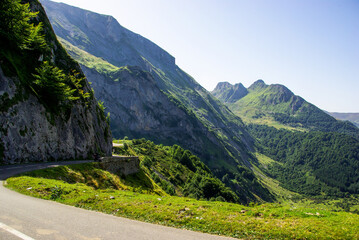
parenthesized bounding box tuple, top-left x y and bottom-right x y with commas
(50, 0, 359, 112)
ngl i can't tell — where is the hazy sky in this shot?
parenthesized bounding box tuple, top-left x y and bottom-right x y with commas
(50, 0, 359, 112)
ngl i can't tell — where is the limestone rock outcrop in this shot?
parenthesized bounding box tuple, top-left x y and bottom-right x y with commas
(0, 67, 112, 164)
(0, 0, 112, 164)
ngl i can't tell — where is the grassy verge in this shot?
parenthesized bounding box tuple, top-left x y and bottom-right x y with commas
(5, 165, 359, 239)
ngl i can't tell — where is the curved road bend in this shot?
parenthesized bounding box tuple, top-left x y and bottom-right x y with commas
(0, 161, 236, 240)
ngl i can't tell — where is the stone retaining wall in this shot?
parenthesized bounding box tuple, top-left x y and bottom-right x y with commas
(101, 156, 140, 176)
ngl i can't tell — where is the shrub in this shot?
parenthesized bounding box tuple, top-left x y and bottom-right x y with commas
(0, 0, 47, 52)
(33, 61, 75, 106)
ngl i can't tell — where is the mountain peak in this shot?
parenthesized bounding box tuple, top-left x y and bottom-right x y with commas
(213, 82, 233, 91)
(41, 0, 175, 69)
(212, 82, 248, 103)
(248, 79, 266, 90)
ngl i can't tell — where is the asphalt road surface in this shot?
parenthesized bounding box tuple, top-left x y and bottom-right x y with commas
(0, 161, 235, 240)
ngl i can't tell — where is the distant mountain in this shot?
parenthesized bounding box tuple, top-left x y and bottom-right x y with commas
(211, 82, 248, 103)
(212, 80, 359, 137)
(41, 0, 273, 203)
(213, 80, 359, 196)
(328, 112, 359, 128)
(0, 0, 112, 164)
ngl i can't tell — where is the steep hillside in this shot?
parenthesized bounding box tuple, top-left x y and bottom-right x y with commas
(0, 0, 112, 164)
(58, 37, 235, 167)
(38, 0, 279, 201)
(113, 139, 244, 202)
(57, 38, 273, 202)
(41, 2, 257, 171)
(213, 80, 359, 197)
(329, 112, 359, 128)
(213, 80, 359, 137)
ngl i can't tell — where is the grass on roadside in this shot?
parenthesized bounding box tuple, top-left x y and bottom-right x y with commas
(5, 166, 359, 240)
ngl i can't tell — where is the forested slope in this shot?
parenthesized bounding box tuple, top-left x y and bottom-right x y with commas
(249, 124, 359, 196)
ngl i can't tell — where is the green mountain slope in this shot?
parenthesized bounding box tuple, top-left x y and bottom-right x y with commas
(213, 80, 359, 197)
(213, 80, 359, 137)
(0, 0, 112, 163)
(249, 124, 359, 196)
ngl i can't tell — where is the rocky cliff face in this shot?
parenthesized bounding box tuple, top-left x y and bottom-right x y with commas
(40, 0, 276, 202)
(0, 0, 112, 164)
(41, 0, 256, 168)
(83, 65, 222, 159)
(0, 68, 112, 163)
(40, 0, 175, 73)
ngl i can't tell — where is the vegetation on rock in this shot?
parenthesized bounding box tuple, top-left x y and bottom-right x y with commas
(0, 0, 92, 113)
(0, 0, 112, 163)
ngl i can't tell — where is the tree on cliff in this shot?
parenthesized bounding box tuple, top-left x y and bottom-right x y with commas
(0, 0, 47, 51)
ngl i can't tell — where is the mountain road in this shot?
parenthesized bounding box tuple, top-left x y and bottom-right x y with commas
(0, 161, 235, 240)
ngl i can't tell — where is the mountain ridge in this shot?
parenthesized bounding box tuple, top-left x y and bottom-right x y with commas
(40, 0, 254, 158)
(41, 0, 274, 203)
(213, 80, 359, 196)
(212, 80, 359, 136)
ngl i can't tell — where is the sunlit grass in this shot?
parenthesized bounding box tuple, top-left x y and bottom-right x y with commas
(5, 166, 359, 240)
(230, 107, 306, 132)
(58, 37, 121, 78)
(251, 153, 299, 202)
